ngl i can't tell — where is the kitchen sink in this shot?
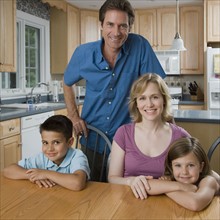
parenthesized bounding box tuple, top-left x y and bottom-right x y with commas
(1, 102, 65, 109)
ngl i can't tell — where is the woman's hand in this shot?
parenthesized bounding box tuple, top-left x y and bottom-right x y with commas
(128, 175, 153, 200)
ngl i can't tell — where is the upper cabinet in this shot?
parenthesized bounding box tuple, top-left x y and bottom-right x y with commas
(80, 10, 100, 44)
(134, 10, 157, 49)
(134, 8, 176, 50)
(180, 6, 204, 74)
(0, 0, 16, 72)
(206, 0, 220, 42)
(50, 4, 80, 74)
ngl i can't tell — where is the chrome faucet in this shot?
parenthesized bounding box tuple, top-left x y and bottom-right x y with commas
(29, 82, 49, 103)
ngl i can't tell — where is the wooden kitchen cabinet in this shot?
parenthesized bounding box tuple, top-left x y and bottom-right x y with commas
(180, 6, 204, 74)
(80, 10, 100, 44)
(0, 119, 21, 170)
(134, 7, 176, 50)
(176, 122, 220, 173)
(54, 108, 68, 115)
(50, 4, 80, 74)
(179, 104, 204, 110)
(206, 0, 220, 42)
(0, 0, 16, 72)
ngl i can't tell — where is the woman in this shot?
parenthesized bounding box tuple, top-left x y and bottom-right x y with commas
(108, 73, 190, 199)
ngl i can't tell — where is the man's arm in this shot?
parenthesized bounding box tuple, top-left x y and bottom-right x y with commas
(63, 81, 87, 137)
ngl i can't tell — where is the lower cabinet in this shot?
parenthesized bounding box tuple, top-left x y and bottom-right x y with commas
(0, 118, 21, 170)
(179, 105, 204, 110)
(176, 121, 220, 174)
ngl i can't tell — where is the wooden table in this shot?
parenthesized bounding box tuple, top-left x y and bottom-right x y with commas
(0, 175, 219, 219)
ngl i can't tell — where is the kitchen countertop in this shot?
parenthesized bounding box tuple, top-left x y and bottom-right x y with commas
(0, 102, 219, 124)
(173, 109, 220, 124)
(0, 102, 66, 121)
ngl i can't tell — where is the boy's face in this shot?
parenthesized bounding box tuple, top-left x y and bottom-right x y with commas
(41, 130, 73, 165)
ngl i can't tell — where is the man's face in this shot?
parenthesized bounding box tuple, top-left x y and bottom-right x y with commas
(101, 10, 130, 52)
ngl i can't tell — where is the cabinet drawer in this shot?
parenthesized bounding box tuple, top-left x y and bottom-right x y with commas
(0, 119, 20, 139)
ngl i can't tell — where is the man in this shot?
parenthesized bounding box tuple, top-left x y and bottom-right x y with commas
(63, 0, 166, 181)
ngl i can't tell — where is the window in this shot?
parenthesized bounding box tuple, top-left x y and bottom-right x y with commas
(1, 10, 50, 97)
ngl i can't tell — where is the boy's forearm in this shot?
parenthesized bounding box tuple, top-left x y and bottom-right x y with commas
(3, 164, 29, 179)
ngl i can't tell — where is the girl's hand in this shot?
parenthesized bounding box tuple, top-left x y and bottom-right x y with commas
(128, 175, 153, 200)
(159, 175, 171, 181)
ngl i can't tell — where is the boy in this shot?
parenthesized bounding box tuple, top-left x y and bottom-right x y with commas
(3, 115, 90, 191)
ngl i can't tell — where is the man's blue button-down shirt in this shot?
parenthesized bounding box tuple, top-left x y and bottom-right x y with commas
(64, 33, 166, 153)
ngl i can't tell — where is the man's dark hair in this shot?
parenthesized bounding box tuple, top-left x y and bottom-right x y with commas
(99, 0, 135, 29)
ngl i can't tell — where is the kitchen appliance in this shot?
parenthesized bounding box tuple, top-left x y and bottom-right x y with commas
(154, 50, 180, 75)
(206, 47, 220, 110)
(74, 85, 86, 104)
(21, 111, 54, 159)
(168, 86, 182, 110)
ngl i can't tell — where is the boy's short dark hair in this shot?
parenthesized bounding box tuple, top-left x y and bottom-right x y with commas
(40, 115, 73, 141)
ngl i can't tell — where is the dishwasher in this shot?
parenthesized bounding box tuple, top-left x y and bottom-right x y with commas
(21, 111, 54, 159)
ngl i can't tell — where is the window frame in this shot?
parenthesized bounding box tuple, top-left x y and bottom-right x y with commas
(1, 10, 50, 97)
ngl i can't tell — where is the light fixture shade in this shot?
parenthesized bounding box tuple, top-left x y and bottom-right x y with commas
(170, 32, 186, 51)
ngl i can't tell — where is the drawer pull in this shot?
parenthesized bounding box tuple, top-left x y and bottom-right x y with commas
(9, 127, 15, 132)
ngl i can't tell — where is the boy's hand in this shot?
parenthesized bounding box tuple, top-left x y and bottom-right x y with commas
(26, 169, 56, 188)
(34, 179, 56, 188)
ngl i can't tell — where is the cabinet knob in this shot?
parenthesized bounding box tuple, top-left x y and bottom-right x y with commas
(9, 127, 15, 132)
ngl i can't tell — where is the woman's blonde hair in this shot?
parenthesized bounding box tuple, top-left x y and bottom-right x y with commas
(128, 73, 173, 122)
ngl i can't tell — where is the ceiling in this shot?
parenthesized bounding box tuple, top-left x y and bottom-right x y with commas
(66, 0, 203, 10)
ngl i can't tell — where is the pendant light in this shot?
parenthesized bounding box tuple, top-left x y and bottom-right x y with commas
(170, 0, 186, 51)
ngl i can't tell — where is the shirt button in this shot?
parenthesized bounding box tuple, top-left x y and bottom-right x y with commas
(105, 66, 109, 70)
(109, 88, 113, 91)
(108, 101, 111, 105)
(105, 131, 108, 134)
(112, 73, 115, 76)
(107, 117, 110, 120)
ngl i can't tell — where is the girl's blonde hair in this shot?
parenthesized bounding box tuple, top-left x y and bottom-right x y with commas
(128, 73, 173, 122)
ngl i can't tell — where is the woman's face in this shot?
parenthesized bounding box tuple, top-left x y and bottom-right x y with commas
(101, 10, 129, 52)
(171, 152, 204, 184)
(136, 82, 164, 121)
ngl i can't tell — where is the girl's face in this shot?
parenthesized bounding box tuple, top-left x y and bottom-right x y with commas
(171, 152, 204, 184)
(41, 131, 72, 166)
(136, 82, 164, 121)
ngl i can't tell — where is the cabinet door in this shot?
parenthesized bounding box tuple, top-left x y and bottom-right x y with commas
(157, 7, 176, 50)
(180, 6, 204, 74)
(0, 135, 21, 170)
(80, 10, 100, 44)
(67, 4, 80, 62)
(50, 7, 67, 74)
(54, 108, 68, 115)
(207, 0, 220, 42)
(0, 0, 16, 72)
(134, 10, 157, 49)
(179, 105, 204, 110)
